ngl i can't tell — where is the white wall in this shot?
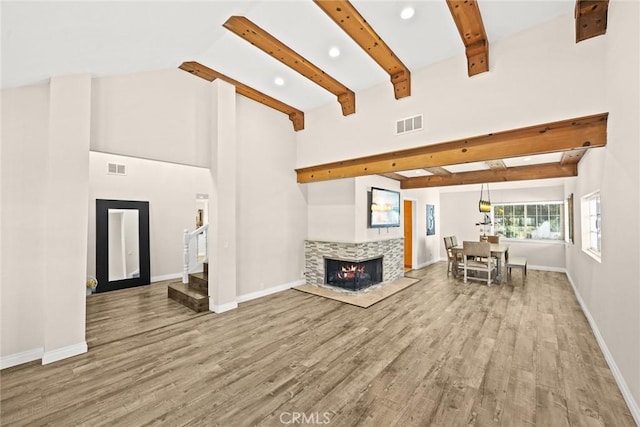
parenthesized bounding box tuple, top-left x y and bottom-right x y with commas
(205, 79, 238, 311)
(1, 75, 91, 367)
(1, 83, 49, 362)
(565, 1, 640, 420)
(440, 184, 567, 270)
(90, 69, 211, 167)
(297, 13, 605, 167)
(403, 188, 440, 269)
(307, 179, 356, 242)
(236, 96, 307, 297)
(306, 175, 402, 244)
(43, 74, 92, 364)
(88, 151, 211, 281)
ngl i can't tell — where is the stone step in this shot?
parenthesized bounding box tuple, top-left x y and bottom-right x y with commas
(188, 272, 208, 294)
(167, 281, 208, 312)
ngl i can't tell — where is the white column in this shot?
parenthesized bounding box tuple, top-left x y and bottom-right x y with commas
(207, 79, 238, 313)
(42, 74, 91, 364)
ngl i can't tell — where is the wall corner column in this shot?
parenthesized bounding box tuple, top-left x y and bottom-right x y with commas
(43, 74, 91, 363)
(208, 79, 238, 313)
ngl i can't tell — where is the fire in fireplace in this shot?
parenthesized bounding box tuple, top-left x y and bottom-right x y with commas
(324, 257, 383, 291)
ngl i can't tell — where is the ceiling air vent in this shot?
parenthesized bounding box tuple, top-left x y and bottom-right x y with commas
(395, 114, 423, 135)
(107, 163, 126, 175)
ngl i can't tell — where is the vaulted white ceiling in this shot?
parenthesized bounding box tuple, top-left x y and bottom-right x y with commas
(1, 1, 574, 112)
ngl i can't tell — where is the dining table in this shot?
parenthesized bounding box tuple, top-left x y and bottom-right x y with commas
(451, 243, 510, 283)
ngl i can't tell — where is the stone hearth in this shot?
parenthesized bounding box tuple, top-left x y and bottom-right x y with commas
(304, 238, 403, 288)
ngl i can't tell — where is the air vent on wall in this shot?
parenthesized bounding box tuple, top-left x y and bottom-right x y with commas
(395, 114, 423, 135)
(107, 163, 126, 175)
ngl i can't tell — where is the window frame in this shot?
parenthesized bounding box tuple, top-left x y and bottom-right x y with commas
(581, 191, 602, 262)
(492, 200, 565, 242)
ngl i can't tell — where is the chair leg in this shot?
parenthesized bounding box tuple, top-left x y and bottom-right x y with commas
(464, 266, 467, 283)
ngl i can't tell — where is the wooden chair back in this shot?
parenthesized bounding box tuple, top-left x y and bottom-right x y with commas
(443, 236, 453, 250)
(462, 241, 495, 285)
(487, 235, 500, 244)
(463, 241, 491, 258)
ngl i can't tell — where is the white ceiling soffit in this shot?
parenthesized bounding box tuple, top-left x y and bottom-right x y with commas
(396, 169, 434, 178)
(502, 152, 564, 167)
(444, 162, 491, 173)
(437, 177, 570, 193)
(1, 1, 574, 111)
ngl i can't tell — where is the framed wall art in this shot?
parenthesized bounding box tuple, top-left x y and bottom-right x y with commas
(426, 204, 436, 236)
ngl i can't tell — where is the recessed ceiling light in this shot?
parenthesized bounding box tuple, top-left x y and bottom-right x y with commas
(274, 77, 285, 86)
(328, 46, 340, 58)
(400, 7, 415, 20)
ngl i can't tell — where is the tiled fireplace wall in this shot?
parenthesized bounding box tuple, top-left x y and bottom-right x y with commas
(305, 238, 404, 285)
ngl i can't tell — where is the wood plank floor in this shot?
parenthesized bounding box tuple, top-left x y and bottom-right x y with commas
(1, 263, 634, 426)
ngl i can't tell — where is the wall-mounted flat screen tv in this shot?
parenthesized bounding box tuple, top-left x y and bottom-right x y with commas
(369, 187, 401, 228)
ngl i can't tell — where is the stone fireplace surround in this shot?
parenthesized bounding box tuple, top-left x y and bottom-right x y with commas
(304, 238, 404, 287)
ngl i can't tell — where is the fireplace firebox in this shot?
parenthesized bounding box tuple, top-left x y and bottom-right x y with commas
(324, 257, 383, 291)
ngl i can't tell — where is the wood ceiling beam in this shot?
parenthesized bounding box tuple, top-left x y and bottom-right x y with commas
(561, 149, 588, 165)
(179, 61, 304, 131)
(379, 172, 406, 181)
(223, 16, 355, 116)
(313, 0, 411, 99)
(296, 113, 608, 183)
(401, 163, 578, 189)
(575, 0, 609, 42)
(446, 0, 489, 76)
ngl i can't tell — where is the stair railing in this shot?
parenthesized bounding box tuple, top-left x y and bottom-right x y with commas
(183, 224, 209, 284)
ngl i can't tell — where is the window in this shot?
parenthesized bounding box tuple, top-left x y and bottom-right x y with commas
(493, 201, 564, 240)
(581, 191, 601, 261)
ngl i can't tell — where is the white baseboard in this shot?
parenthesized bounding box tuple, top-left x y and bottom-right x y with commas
(209, 299, 238, 314)
(42, 341, 88, 365)
(237, 279, 304, 304)
(209, 279, 305, 313)
(413, 259, 440, 270)
(566, 272, 640, 425)
(1, 347, 44, 370)
(527, 264, 566, 273)
(151, 272, 182, 283)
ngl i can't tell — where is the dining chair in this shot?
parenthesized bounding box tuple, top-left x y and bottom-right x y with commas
(487, 235, 500, 244)
(444, 236, 452, 250)
(444, 237, 462, 276)
(444, 237, 454, 274)
(462, 241, 497, 285)
(450, 235, 464, 269)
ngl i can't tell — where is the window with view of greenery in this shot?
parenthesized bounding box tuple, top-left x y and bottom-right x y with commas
(493, 202, 564, 240)
(581, 191, 601, 260)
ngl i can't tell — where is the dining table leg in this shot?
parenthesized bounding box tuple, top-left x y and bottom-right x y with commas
(495, 251, 507, 283)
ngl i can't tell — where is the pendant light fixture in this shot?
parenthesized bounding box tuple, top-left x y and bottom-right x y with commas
(478, 183, 491, 213)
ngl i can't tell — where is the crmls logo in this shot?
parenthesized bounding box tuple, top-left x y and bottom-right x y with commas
(279, 411, 332, 425)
